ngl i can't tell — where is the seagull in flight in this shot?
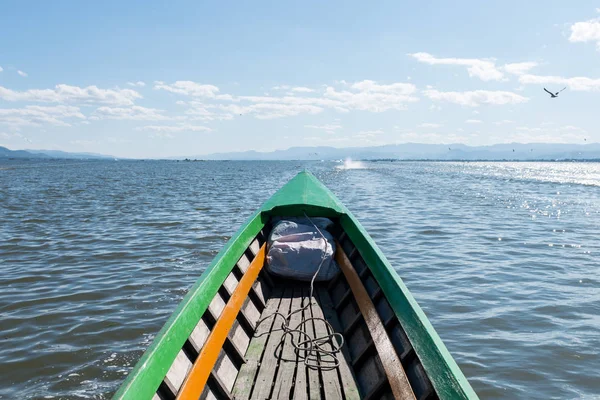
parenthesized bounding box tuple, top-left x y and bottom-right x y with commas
(544, 87, 566, 98)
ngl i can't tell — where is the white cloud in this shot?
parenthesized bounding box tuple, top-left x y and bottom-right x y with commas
(154, 81, 220, 97)
(0, 105, 85, 127)
(304, 123, 342, 133)
(218, 102, 323, 119)
(324, 80, 418, 112)
(395, 131, 471, 144)
(418, 123, 442, 128)
(355, 129, 383, 137)
(136, 123, 212, 132)
(17, 70, 28, 77)
(154, 79, 418, 119)
(91, 106, 169, 121)
(569, 17, 600, 50)
(516, 126, 543, 132)
(0, 84, 141, 105)
(70, 139, 100, 147)
(518, 73, 600, 91)
(561, 125, 586, 132)
(303, 135, 351, 144)
(0, 66, 3, 72)
(127, 81, 146, 87)
(184, 102, 234, 121)
(148, 132, 174, 139)
(0, 131, 23, 140)
(494, 120, 514, 125)
(106, 136, 132, 144)
(291, 87, 315, 93)
(465, 119, 482, 124)
(504, 62, 538, 75)
(409, 52, 504, 81)
(423, 89, 529, 107)
(410, 52, 541, 82)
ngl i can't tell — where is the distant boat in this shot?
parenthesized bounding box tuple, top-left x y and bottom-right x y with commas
(113, 172, 478, 400)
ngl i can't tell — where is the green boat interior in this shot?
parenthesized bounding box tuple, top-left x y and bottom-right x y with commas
(153, 220, 438, 400)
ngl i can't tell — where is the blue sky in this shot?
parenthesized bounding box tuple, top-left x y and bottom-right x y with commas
(1, 1, 600, 158)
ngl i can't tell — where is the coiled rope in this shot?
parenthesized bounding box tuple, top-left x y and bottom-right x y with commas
(254, 214, 344, 371)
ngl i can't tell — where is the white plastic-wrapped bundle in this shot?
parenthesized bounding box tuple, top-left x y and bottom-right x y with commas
(266, 218, 339, 282)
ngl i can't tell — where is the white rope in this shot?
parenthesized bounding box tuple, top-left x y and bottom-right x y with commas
(255, 213, 344, 370)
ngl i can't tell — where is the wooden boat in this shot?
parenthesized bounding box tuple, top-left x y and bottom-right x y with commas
(113, 171, 478, 400)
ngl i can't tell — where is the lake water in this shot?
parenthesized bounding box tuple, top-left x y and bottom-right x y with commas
(1, 160, 599, 399)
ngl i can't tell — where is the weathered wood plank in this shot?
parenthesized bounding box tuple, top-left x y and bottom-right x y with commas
(311, 287, 343, 399)
(228, 319, 251, 355)
(237, 253, 251, 273)
(208, 292, 226, 320)
(318, 288, 361, 400)
(188, 318, 211, 354)
(214, 349, 238, 392)
(222, 271, 239, 295)
(242, 296, 261, 329)
(207, 370, 234, 400)
(271, 286, 304, 399)
(232, 286, 283, 400)
(251, 277, 269, 307)
(305, 289, 321, 400)
(164, 349, 192, 395)
(292, 288, 309, 400)
(251, 286, 294, 400)
(249, 238, 260, 256)
(336, 246, 416, 400)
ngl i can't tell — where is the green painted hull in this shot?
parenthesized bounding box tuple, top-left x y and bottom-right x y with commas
(113, 171, 478, 400)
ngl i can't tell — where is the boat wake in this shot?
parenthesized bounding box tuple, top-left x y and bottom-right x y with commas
(336, 158, 367, 170)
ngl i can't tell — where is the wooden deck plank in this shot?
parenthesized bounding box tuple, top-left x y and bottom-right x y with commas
(250, 286, 294, 400)
(335, 247, 416, 400)
(292, 287, 309, 400)
(271, 286, 304, 399)
(305, 289, 321, 400)
(318, 288, 361, 400)
(164, 349, 192, 395)
(232, 286, 283, 400)
(311, 287, 343, 399)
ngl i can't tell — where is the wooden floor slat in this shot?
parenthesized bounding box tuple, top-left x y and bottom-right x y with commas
(232, 286, 284, 400)
(271, 286, 304, 399)
(317, 288, 361, 400)
(292, 287, 309, 400)
(310, 288, 343, 399)
(232, 282, 363, 400)
(250, 286, 294, 399)
(304, 289, 322, 400)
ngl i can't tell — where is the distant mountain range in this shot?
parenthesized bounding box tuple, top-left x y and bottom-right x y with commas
(0, 146, 115, 159)
(3, 143, 600, 161)
(196, 143, 600, 161)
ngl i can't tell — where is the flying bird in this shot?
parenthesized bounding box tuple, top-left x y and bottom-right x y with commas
(544, 87, 566, 98)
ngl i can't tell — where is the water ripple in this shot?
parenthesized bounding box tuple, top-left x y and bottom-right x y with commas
(0, 160, 599, 399)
